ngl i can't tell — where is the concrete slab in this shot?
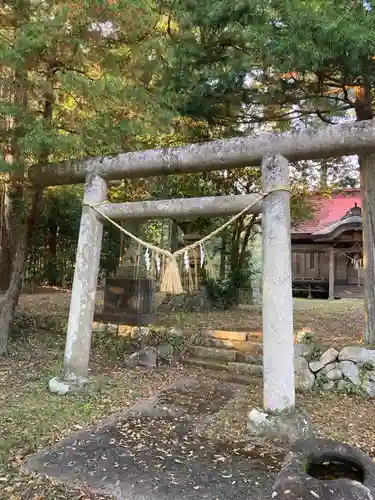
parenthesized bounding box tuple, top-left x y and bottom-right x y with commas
(25, 378, 277, 499)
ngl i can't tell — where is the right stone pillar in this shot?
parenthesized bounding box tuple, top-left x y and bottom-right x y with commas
(261, 154, 295, 413)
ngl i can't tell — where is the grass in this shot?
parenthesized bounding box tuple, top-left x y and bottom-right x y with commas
(0, 290, 368, 497)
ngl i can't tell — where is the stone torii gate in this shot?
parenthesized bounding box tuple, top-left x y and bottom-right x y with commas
(29, 119, 375, 423)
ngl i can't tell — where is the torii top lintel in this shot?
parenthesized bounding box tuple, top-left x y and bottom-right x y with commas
(28, 119, 375, 187)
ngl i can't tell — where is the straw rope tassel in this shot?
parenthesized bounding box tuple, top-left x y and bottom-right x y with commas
(160, 255, 184, 294)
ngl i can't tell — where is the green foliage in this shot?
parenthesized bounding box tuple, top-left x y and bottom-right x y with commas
(205, 265, 252, 309)
(163, 0, 367, 181)
(344, 382, 362, 395)
(143, 327, 188, 355)
(314, 372, 329, 389)
(0, 0, 175, 173)
(25, 185, 122, 286)
(360, 360, 375, 371)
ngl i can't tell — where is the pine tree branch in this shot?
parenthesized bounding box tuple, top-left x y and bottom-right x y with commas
(315, 110, 335, 124)
(52, 66, 95, 81)
(55, 126, 78, 135)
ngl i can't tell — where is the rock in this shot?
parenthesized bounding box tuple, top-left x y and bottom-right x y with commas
(130, 326, 150, 339)
(118, 324, 132, 336)
(92, 322, 106, 333)
(124, 354, 137, 368)
(48, 376, 91, 394)
(309, 347, 338, 372)
(157, 344, 175, 365)
(325, 368, 343, 381)
(322, 381, 335, 390)
(129, 326, 150, 339)
(319, 362, 339, 375)
(339, 346, 375, 366)
(361, 372, 375, 397)
(309, 360, 323, 372)
(137, 346, 158, 367)
(339, 360, 360, 385)
(309, 360, 325, 372)
(130, 327, 139, 339)
(126, 347, 158, 368)
(294, 343, 312, 359)
(362, 380, 375, 397)
(49, 377, 70, 395)
(247, 407, 313, 445)
(107, 324, 118, 334)
(248, 408, 267, 425)
(320, 347, 339, 364)
(295, 357, 315, 391)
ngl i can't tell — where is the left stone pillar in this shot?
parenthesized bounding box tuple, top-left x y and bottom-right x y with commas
(50, 174, 107, 394)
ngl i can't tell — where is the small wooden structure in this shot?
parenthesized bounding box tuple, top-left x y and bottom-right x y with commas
(95, 239, 156, 325)
(95, 277, 156, 326)
(291, 190, 363, 299)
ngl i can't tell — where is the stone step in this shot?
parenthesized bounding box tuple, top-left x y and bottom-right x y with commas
(184, 356, 229, 371)
(184, 357, 261, 385)
(201, 336, 263, 355)
(228, 361, 263, 376)
(236, 352, 263, 365)
(188, 345, 237, 362)
(188, 345, 263, 364)
(208, 330, 262, 342)
(208, 371, 261, 386)
(208, 330, 248, 341)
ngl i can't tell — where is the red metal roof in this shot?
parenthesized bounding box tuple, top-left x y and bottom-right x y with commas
(294, 189, 361, 234)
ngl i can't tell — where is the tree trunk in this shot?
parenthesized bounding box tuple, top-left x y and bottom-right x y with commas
(119, 222, 125, 265)
(230, 217, 243, 271)
(359, 154, 375, 344)
(354, 85, 375, 344)
(0, 188, 43, 355)
(0, 184, 12, 290)
(170, 220, 179, 253)
(219, 231, 227, 278)
(320, 160, 328, 190)
(45, 220, 58, 286)
(238, 216, 257, 269)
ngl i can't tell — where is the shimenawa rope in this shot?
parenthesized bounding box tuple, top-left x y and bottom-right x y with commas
(84, 187, 290, 294)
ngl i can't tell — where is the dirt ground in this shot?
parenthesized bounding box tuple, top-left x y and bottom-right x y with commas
(17, 288, 365, 347)
(0, 289, 368, 498)
(157, 298, 364, 347)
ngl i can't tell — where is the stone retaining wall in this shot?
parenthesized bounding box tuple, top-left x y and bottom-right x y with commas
(92, 321, 185, 339)
(92, 321, 153, 337)
(295, 343, 375, 396)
